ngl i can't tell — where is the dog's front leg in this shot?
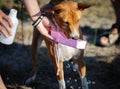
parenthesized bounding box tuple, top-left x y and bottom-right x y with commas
(55, 61, 66, 89)
(78, 61, 88, 89)
(25, 29, 42, 85)
(77, 52, 88, 89)
(47, 43, 66, 89)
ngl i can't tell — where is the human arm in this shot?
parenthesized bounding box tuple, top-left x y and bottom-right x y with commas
(24, 0, 53, 40)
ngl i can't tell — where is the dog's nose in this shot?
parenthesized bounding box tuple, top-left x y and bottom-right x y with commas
(71, 36, 79, 40)
(71, 30, 79, 40)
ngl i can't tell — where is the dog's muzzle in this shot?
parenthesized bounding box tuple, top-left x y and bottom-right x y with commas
(71, 30, 80, 40)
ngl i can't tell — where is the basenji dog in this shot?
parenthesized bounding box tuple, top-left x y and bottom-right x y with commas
(25, 0, 91, 89)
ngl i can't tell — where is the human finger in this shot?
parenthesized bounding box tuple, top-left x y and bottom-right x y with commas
(1, 20, 12, 35)
(3, 15, 13, 28)
(0, 25, 9, 38)
(37, 22, 53, 40)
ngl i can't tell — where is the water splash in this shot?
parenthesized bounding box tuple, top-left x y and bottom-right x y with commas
(65, 61, 96, 89)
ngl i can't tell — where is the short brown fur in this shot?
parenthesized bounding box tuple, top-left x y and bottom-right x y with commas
(30, 0, 91, 89)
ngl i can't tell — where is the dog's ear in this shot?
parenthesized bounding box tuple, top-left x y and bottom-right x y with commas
(78, 2, 91, 11)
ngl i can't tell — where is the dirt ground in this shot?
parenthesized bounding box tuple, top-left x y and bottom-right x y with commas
(0, 0, 120, 89)
(0, 23, 120, 89)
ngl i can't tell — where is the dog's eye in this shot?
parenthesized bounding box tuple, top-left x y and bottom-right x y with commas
(54, 9, 61, 14)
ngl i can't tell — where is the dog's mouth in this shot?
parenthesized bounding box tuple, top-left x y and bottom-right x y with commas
(71, 37, 79, 40)
(64, 32, 80, 40)
(65, 32, 80, 40)
(52, 18, 80, 40)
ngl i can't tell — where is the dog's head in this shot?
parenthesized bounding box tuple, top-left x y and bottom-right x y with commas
(52, 1, 91, 39)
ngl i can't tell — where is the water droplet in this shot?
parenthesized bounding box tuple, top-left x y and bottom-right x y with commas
(71, 61, 74, 64)
(69, 77, 72, 80)
(70, 86, 74, 89)
(66, 64, 71, 68)
(7, 77, 9, 80)
(92, 81, 96, 84)
(67, 80, 70, 83)
(87, 80, 91, 84)
(74, 79, 77, 82)
(73, 68, 77, 72)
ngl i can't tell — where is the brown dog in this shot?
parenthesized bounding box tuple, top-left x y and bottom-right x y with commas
(25, 0, 91, 89)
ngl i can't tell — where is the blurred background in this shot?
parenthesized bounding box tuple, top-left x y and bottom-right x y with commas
(0, 0, 120, 89)
(0, 0, 116, 45)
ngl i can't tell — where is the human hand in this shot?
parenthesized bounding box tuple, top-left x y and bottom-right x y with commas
(0, 10, 13, 37)
(36, 17, 54, 40)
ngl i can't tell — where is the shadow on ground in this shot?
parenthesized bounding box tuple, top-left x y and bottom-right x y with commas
(0, 26, 120, 89)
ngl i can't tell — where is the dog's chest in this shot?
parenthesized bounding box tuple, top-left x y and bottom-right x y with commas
(55, 43, 81, 61)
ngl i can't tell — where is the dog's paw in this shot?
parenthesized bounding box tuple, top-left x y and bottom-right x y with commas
(58, 79, 66, 89)
(59, 85, 66, 89)
(81, 77, 89, 89)
(25, 75, 36, 86)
